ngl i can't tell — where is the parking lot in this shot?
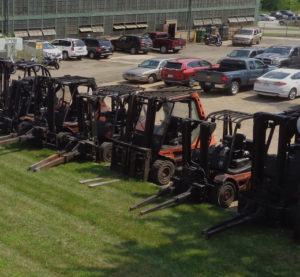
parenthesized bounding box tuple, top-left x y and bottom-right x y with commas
(46, 36, 300, 119)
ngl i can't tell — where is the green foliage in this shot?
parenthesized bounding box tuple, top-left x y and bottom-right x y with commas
(0, 143, 299, 276)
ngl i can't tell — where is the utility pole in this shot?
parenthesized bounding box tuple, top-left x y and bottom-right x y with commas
(4, 0, 9, 36)
(187, 0, 192, 42)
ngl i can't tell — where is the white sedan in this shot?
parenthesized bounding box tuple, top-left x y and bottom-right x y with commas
(254, 68, 300, 100)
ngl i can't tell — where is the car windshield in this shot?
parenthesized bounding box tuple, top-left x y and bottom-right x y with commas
(263, 71, 290, 79)
(165, 62, 182, 70)
(99, 40, 112, 47)
(237, 29, 253, 35)
(265, 46, 291, 55)
(43, 43, 55, 49)
(140, 60, 159, 69)
(228, 50, 250, 58)
(75, 40, 85, 47)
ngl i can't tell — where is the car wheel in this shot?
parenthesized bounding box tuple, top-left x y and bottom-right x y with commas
(148, 74, 157, 84)
(143, 50, 148, 54)
(150, 159, 175, 186)
(164, 81, 172, 86)
(211, 181, 237, 208)
(62, 51, 68, 60)
(77, 56, 82, 60)
(249, 40, 253, 46)
(88, 51, 95, 59)
(201, 83, 211, 93)
(228, 81, 240, 95)
(173, 49, 180, 53)
(130, 47, 137, 54)
(256, 39, 260, 44)
(288, 88, 297, 100)
(186, 77, 195, 88)
(160, 46, 167, 54)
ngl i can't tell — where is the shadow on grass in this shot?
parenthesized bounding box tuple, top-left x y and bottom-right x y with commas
(68, 202, 298, 277)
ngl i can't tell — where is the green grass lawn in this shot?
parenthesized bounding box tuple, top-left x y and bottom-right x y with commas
(0, 143, 299, 277)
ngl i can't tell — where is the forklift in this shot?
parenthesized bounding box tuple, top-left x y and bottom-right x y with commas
(110, 89, 210, 186)
(0, 59, 16, 110)
(202, 110, 300, 244)
(0, 75, 96, 147)
(28, 85, 143, 171)
(130, 110, 253, 215)
(0, 62, 51, 133)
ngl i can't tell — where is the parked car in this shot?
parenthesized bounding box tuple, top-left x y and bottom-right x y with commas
(254, 68, 300, 100)
(144, 32, 186, 54)
(256, 45, 300, 68)
(280, 10, 296, 18)
(51, 38, 88, 60)
(123, 58, 170, 83)
(82, 38, 113, 59)
(232, 28, 262, 46)
(259, 14, 276, 21)
(24, 40, 62, 60)
(196, 58, 276, 95)
(111, 35, 152, 54)
(226, 47, 266, 59)
(270, 11, 286, 20)
(161, 58, 219, 87)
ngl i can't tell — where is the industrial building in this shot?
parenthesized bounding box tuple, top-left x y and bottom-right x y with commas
(0, 0, 260, 39)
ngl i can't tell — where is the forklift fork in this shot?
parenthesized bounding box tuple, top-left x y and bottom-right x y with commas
(202, 212, 253, 238)
(0, 131, 33, 146)
(28, 142, 80, 171)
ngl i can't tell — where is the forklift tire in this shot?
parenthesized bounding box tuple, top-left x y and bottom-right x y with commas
(100, 142, 113, 162)
(17, 121, 33, 135)
(212, 181, 237, 208)
(151, 159, 175, 186)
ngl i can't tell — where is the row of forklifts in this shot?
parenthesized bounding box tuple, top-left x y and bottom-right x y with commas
(0, 58, 299, 244)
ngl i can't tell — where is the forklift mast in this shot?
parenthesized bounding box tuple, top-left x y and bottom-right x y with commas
(202, 110, 300, 243)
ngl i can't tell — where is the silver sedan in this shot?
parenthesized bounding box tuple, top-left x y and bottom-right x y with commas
(123, 58, 170, 83)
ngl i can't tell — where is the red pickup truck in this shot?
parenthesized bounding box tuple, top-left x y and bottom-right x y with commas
(145, 32, 186, 54)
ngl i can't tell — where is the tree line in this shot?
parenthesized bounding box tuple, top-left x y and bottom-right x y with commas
(261, 0, 300, 11)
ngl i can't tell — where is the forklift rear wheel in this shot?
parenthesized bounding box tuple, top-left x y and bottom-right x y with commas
(213, 181, 236, 208)
(17, 121, 33, 135)
(100, 142, 113, 162)
(151, 159, 175, 186)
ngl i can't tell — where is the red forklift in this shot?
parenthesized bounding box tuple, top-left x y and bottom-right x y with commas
(130, 110, 253, 215)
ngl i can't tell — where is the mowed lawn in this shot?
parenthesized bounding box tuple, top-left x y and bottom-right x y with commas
(0, 142, 299, 277)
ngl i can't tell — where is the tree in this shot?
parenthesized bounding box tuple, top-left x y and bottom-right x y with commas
(261, 0, 280, 11)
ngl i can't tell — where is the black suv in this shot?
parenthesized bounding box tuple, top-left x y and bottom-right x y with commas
(82, 38, 113, 59)
(111, 35, 152, 54)
(256, 45, 300, 68)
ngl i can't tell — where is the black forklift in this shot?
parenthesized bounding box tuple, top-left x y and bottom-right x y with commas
(130, 110, 253, 215)
(110, 89, 208, 186)
(0, 61, 51, 133)
(202, 110, 300, 244)
(0, 59, 16, 110)
(0, 75, 96, 147)
(28, 85, 143, 171)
